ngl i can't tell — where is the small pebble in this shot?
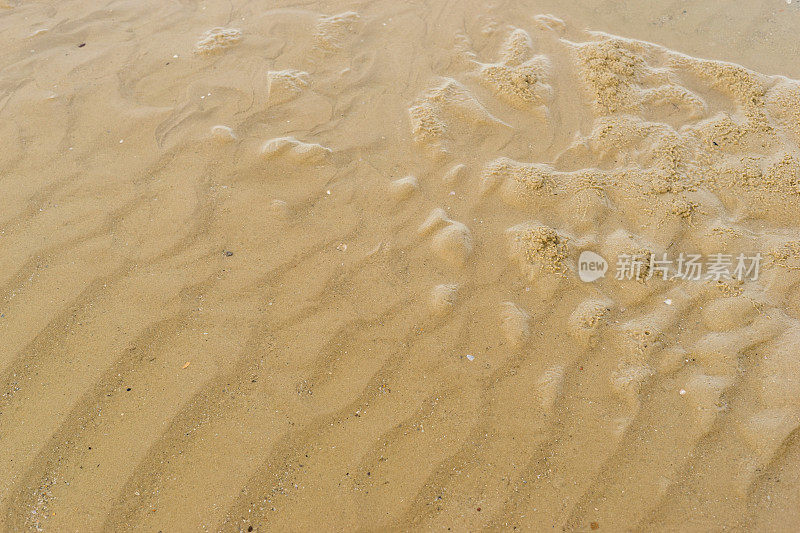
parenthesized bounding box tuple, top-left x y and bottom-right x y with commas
(465, 354, 475, 361)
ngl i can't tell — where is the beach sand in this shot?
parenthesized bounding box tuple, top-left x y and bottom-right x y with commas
(2, 0, 800, 530)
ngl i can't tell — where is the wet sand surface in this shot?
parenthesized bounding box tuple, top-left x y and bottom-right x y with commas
(2, 0, 800, 531)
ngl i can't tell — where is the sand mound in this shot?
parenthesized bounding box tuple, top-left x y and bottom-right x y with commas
(194, 27, 242, 54)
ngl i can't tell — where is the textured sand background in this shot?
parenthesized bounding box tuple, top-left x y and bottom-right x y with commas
(3, 0, 800, 531)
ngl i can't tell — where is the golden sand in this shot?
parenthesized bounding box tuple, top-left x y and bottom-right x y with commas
(3, 0, 800, 531)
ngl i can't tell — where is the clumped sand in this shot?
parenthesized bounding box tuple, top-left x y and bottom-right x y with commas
(2, 0, 800, 531)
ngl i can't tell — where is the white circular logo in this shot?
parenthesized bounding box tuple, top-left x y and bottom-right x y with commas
(578, 251, 608, 282)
